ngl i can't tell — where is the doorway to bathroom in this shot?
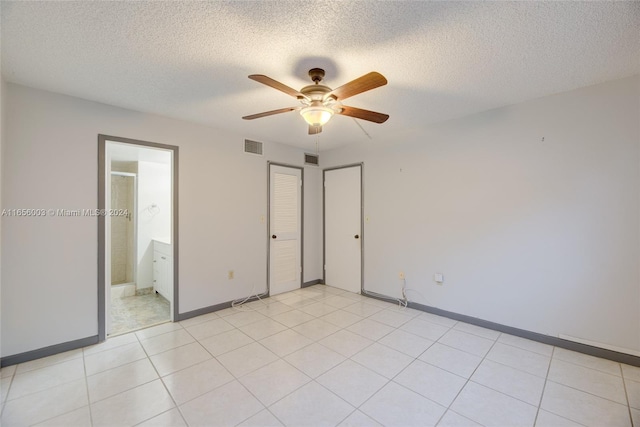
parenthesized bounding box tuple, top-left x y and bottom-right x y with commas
(98, 135, 179, 340)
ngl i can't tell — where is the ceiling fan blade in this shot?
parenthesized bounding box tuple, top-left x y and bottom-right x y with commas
(242, 107, 298, 120)
(308, 125, 322, 135)
(338, 106, 389, 123)
(248, 75, 306, 99)
(327, 72, 387, 101)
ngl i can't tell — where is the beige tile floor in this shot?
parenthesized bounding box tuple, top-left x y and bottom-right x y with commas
(110, 292, 171, 336)
(1, 284, 639, 426)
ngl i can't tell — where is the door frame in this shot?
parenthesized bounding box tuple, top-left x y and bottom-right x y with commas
(98, 134, 179, 342)
(267, 162, 304, 295)
(323, 163, 364, 293)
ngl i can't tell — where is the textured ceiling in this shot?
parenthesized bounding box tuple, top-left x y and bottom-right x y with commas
(2, 1, 639, 151)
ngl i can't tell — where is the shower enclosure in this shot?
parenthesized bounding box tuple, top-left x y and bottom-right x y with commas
(110, 172, 136, 288)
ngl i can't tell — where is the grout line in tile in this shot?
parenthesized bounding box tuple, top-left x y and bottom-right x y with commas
(528, 347, 587, 427)
(160, 365, 235, 409)
(4, 367, 88, 405)
(264, 407, 288, 427)
(238, 371, 297, 415)
(348, 322, 444, 424)
(548, 351, 624, 378)
(442, 410, 487, 427)
(450, 324, 500, 342)
(232, 363, 304, 422)
(140, 339, 200, 359)
(134, 332, 184, 426)
(494, 333, 554, 353)
(130, 407, 181, 427)
(335, 407, 360, 427)
(412, 316, 457, 330)
(535, 401, 589, 426)
(477, 349, 549, 380)
(32, 405, 93, 427)
(553, 359, 627, 383)
(465, 378, 540, 410)
(114, 319, 173, 339)
(432, 332, 502, 426)
(544, 378, 631, 408)
(0, 374, 14, 421)
(152, 380, 186, 426)
(10, 351, 85, 378)
(366, 378, 441, 420)
(136, 332, 159, 376)
(418, 360, 473, 384)
(91, 377, 161, 406)
(375, 336, 433, 359)
(621, 362, 637, 427)
(83, 339, 131, 358)
(0, 367, 17, 408)
(551, 347, 626, 371)
(83, 349, 95, 427)
(313, 377, 374, 418)
(84, 350, 165, 405)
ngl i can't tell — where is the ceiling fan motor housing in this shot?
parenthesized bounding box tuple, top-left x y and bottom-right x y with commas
(300, 84, 332, 102)
(308, 68, 325, 83)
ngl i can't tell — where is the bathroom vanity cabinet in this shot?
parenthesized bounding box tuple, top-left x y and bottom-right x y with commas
(153, 240, 173, 302)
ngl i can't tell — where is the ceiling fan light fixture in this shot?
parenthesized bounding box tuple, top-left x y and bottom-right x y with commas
(300, 104, 334, 127)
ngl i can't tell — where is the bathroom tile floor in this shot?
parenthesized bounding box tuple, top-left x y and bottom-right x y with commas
(1, 284, 638, 426)
(110, 292, 171, 336)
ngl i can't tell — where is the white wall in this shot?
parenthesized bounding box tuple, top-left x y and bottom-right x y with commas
(322, 75, 640, 354)
(4, 76, 637, 358)
(1, 83, 322, 357)
(0, 76, 5, 359)
(137, 160, 172, 289)
(303, 166, 322, 282)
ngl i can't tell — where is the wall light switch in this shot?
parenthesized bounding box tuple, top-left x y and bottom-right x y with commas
(434, 273, 443, 284)
(228, 270, 234, 280)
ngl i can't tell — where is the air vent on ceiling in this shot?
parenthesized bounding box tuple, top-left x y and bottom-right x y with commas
(304, 153, 319, 166)
(244, 139, 263, 156)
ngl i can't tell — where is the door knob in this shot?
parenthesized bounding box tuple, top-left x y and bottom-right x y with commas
(354, 235, 360, 239)
(272, 235, 277, 239)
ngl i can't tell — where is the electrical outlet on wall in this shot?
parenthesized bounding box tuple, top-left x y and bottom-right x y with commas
(228, 270, 234, 280)
(434, 273, 443, 284)
(399, 272, 405, 279)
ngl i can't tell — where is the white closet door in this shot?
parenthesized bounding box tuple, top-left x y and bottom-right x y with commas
(269, 165, 302, 295)
(324, 165, 362, 293)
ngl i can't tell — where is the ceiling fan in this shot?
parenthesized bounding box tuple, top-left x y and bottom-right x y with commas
(242, 68, 389, 135)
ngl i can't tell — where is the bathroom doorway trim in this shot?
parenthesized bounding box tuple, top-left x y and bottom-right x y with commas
(98, 134, 179, 342)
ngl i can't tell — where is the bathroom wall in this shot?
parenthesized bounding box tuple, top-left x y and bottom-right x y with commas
(137, 159, 172, 290)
